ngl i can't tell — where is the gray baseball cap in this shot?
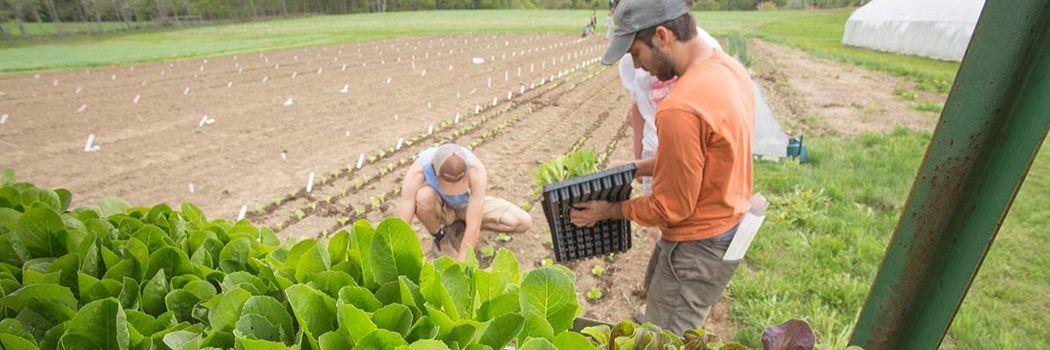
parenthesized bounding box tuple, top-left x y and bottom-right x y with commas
(601, 0, 691, 65)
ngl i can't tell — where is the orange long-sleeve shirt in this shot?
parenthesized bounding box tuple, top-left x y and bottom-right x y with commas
(621, 50, 755, 241)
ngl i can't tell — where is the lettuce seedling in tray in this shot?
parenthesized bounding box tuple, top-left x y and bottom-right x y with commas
(541, 163, 636, 262)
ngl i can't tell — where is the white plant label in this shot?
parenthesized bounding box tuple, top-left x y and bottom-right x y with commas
(0, 114, 7, 124)
(198, 115, 215, 127)
(184, 87, 190, 95)
(291, 72, 298, 79)
(188, 183, 195, 194)
(227, 81, 233, 88)
(283, 97, 294, 107)
(75, 87, 82, 94)
(237, 205, 248, 220)
(53, 79, 59, 86)
(341, 84, 349, 94)
(133, 95, 141, 104)
(386, 77, 392, 84)
(238, 68, 243, 74)
(357, 153, 365, 169)
(475, 105, 480, 114)
(455, 113, 461, 124)
(83, 134, 99, 152)
(317, 68, 323, 74)
(77, 104, 87, 113)
(341, 64, 347, 71)
(492, 97, 498, 106)
(262, 76, 269, 83)
(281, 151, 287, 161)
(397, 138, 404, 150)
(111, 74, 117, 80)
(306, 172, 315, 193)
(428, 124, 434, 135)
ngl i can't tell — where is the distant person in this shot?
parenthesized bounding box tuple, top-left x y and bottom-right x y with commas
(399, 143, 532, 260)
(571, 0, 756, 335)
(591, 9, 598, 29)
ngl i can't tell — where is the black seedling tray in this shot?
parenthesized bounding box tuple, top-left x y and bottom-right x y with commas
(541, 164, 636, 262)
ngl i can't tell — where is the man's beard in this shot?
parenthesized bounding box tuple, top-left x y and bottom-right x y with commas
(650, 47, 677, 81)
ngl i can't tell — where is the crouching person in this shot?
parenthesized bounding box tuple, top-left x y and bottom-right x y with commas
(398, 143, 532, 260)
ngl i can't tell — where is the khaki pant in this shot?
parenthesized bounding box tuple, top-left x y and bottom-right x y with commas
(416, 190, 527, 257)
(431, 196, 522, 228)
(643, 226, 742, 334)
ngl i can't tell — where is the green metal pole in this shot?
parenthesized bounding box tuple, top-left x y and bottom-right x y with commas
(850, 1, 1050, 349)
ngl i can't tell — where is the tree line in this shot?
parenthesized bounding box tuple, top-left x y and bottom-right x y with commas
(0, 0, 862, 37)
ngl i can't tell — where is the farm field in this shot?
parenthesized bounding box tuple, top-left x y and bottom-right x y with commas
(1, 9, 1048, 350)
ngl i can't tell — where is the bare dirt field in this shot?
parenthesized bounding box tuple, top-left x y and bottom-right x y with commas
(0, 34, 944, 341)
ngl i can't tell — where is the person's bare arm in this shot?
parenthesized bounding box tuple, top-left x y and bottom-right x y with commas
(629, 103, 644, 160)
(398, 160, 424, 225)
(457, 161, 487, 260)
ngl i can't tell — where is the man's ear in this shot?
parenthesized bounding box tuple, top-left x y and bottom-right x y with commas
(654, 26, 673, 49)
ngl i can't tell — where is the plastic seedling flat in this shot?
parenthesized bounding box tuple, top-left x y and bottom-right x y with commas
(541, 164, 636, 262)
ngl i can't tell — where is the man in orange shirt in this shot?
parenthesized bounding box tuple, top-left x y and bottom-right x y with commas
(571, 0, 755, 334)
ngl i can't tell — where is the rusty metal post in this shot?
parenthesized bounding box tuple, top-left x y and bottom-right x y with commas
(850, 1, 1050, 349)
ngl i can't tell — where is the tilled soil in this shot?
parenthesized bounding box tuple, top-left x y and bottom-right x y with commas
(1, 33, 605, 219)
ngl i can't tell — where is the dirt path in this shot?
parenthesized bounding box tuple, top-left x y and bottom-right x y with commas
(750, 39, 945, 137)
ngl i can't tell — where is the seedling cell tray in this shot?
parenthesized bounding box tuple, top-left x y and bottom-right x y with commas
(541, 164, 636, 262)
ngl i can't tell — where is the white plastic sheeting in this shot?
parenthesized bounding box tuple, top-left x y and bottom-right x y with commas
(842, 0, 985, 61)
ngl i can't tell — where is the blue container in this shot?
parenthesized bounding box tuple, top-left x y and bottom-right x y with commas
(787, 136, 808, 163)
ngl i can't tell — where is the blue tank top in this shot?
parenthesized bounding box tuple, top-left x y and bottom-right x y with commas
(418, 147, 475, 211)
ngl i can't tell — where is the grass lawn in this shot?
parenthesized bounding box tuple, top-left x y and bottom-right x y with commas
(738, 132, 1049, 349)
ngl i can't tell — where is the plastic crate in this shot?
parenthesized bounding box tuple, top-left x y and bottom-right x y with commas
(541, 164, 636, 262)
